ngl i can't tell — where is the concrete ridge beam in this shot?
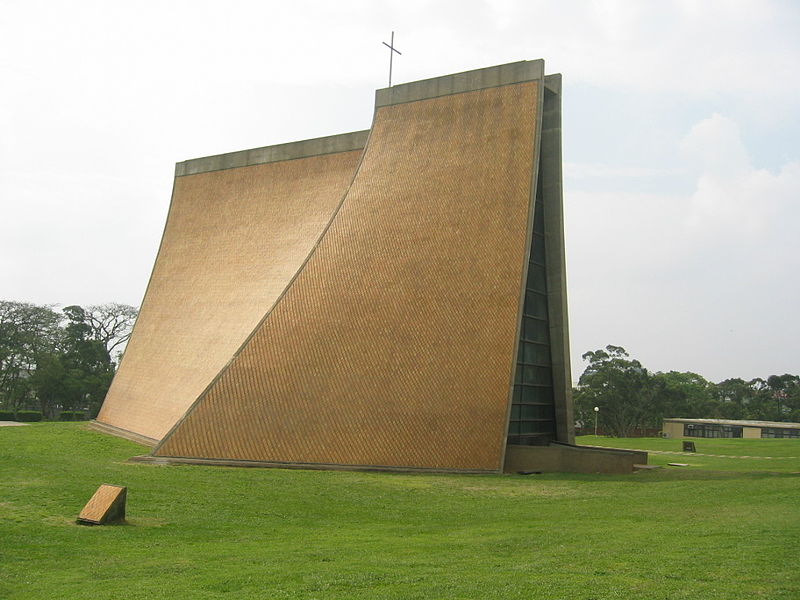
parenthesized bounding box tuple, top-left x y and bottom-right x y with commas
(175, 129, 370, 177)
(375, 60, 545, 108)
(544, 73, 562, 94)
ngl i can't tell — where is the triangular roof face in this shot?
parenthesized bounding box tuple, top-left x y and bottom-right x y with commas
(97, 134, 367, 442)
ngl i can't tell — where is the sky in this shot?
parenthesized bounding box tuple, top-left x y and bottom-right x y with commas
(1, 0, 798, 383)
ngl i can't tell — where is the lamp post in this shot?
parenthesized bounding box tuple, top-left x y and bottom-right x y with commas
(594, 406, 599, 436)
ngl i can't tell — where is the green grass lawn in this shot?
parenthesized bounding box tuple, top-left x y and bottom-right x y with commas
(1, 424, 798, 599)
(579, 434, 800, 472)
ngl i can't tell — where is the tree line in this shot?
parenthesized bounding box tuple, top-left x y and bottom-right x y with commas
(3, 303, 797, 432)
(574, 345, 800, 437)
(0, 301, 137, 419)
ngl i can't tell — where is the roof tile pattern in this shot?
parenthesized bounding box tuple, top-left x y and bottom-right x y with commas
(97, 150, 362, 440)
(155, 82, 539, 471)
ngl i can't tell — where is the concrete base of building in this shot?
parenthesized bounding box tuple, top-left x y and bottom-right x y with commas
(88, 421, 158, 448)
(503, 443, 647, 474)
(123, 443, 647, 476)
(126, 454, 497, 474)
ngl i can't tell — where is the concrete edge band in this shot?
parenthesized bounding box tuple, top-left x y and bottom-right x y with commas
(175, 130, 370, 177)
(375, 60, 545, 108)
(130, 454, 496, 475)
(539, 75, 574, 444)
(88, 420, 159, 447)
(499, 73, 545, 471)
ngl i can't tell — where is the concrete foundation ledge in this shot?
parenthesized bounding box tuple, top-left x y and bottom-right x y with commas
(128, 454, 496, 475)
(88, 421, 159, 448)
(504, 443, 648, 475)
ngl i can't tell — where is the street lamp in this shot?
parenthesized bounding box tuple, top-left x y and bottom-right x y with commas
(594, 406, 599, 436)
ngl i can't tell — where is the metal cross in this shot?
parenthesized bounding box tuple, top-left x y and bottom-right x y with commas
(382, 31, 402, 87)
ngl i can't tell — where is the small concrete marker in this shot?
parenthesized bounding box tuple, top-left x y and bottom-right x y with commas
(77, 484, 127, 525)
(667, 463, 689, 467)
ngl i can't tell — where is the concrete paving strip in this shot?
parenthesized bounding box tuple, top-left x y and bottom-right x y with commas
(645, 449, 800, 460)
(0, 421, 28, 426)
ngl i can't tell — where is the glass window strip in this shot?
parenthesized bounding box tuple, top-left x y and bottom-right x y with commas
(509, 180, 556, 446)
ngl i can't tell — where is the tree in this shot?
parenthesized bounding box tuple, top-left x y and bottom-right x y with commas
(650, 371, 713, 421)
(58, 306, 118, 417)
(780, 376, 800, 422)
(62, 303, 137, 361)
(575, 345, 654, 437)
(1, 301, 136, 417)
(0, 301, 62, 411)
(28, 352, 67, 418)
(708, 378, 753, 420)
(745, 374, 800, 422)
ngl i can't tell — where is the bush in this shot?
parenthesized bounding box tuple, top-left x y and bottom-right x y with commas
(59, 411, 87, 421)
(0, 410, 16, 421)
(16, 410, 42, 422)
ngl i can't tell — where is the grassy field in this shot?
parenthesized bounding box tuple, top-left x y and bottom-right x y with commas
(1, 424, 798, 599)
(579, 434, 800, 472)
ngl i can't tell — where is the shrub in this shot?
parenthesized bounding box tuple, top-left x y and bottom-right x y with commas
(59, 411, 87, 421)
(0, 410, 16, 421)
(16, 410, 43, 422)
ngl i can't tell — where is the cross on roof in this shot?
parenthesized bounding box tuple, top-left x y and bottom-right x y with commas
(382, 31, 402, 87)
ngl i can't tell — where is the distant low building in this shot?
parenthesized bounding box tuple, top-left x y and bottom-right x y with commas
(663, 418, 800, 439)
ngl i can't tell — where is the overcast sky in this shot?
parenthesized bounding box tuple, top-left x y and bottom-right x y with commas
(1, 0, 798, 383)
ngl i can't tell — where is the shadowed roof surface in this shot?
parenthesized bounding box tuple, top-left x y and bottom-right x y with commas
(97, 141, 364, 441)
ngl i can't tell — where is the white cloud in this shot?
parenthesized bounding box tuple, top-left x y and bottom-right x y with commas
(0, 169, 166, 307)
(565, 163, 681, 180)
(683, 114, 800, 239)
(567, 112, 800, 381)
(681, 114, 750, 177)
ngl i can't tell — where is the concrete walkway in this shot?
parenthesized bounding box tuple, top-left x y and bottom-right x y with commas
(647, 449, 800, 460)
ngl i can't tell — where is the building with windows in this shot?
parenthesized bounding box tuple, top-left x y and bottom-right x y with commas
(93, 61, 641, 474)
(663, 418, 800, 439)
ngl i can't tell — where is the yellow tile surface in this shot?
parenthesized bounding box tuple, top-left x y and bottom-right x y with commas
(156, 82, 539, 471)
(98, 150, 362, 440)
(77, 484, 125, 524)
